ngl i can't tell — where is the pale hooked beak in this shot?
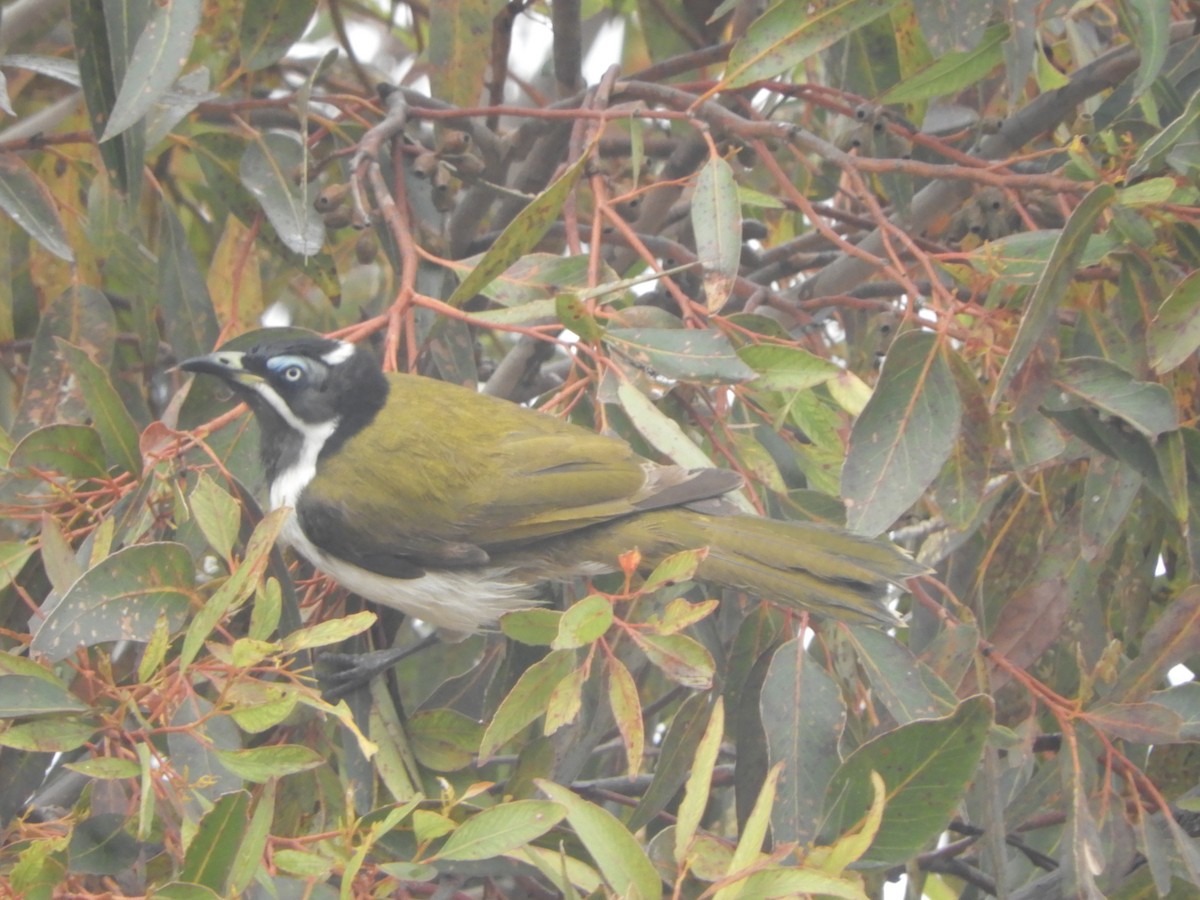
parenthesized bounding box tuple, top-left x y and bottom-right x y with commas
(179, 351, 261, 386)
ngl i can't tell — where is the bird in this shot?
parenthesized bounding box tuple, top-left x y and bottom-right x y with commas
(181, 330, 925, 637)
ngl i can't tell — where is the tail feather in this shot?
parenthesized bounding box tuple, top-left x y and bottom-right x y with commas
(663, 511, 925, 626)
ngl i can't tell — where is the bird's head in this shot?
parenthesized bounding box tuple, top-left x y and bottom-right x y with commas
(180, 331, 389, 476)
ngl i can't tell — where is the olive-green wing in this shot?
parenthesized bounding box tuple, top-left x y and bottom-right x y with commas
(298, 374, 733, 570)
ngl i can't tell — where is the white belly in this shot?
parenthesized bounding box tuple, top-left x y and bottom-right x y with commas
(278, 511, 538, 634)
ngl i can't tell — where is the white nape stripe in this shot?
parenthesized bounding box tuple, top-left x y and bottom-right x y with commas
(321, 341, 356, 366)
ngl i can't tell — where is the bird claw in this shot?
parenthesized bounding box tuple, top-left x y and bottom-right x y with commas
(317, 648, 413, 701)
(316, 635, 439, 701)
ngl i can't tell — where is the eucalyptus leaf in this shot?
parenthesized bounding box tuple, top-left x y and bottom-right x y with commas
(30, 543, 196, 663)
(537, 779, 663, 900)
(843, 331, 962, 536)
(761, 641, 846, 846)
(608, 327, 756, 384)
(692, 157, 741, 312)
(821, 695, 993, 865)
(0, 154, 73, 261)
(240, 0, 318, 70)
(723, 0, 904, 89)
(101, 0, 202, 141)
(239, 132, 324, 257)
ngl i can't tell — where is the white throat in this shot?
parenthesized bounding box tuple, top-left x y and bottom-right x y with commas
(251, 381, 339, 511)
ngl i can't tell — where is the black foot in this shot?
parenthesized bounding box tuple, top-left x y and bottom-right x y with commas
(317, 634, 440, 701)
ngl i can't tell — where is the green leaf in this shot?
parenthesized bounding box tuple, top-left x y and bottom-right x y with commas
(240, 131, 324, 256)
(629, 631, 714, 689)
(479, 649, 577, 761)
(723, 0, 903, 89)
(736, 868, 870, 900)
(181, 507, 289, 671)
(13, 285, 115, 438)
(468, 299, 558, 326)
(38, 515, 81, 599)
(643, 547, 706, 592)
(1044, 357, 1178, 438)
(101, 0, 202, 141)
(145, 66, 215, 146)
(225, 681, 299, 733)
(0, 717, 97, 752)
(544, 661, 587, 734)
(10, 424, 107, 480)
(0, 651, 74, 686)
(448, 143, 592, 307)
(607, 328, 757, 385)
(712, 761, 783, 900)
(990, 184, 1115, 405)
(821, 770, 886, 874)
(1079, 455, 1142, 560)
(0, 674, 88, 716)
(435, 800, 566, 861)
(843, 330, 962, 536)
(214, 745, 324, 781)
(55, 339, 141, 475)
(69, 813, 142, 876)
(1085, 700, 1184, 744)
(552, 595, 613, 649)
(30, 543, 196, 663)
(501, 608, 563, 645)
(0, 153, 73, 261)
(188, 471, 241, 563)
(617, 383, 755, 513)
(1149, 269, 1200, 374)
(429, 0, 503, 110)
(650, 597, 719, 634)
(761, 638, 847, 846)
(159, 204, 219, 362)
(844, 626, 958, 724)
(167, 694, 245, 812)
(449, 254, 593, 306)
(738, 343, 841, 392)
(556, 293, 605, 342)
(68, 0, 146, 196)
(273, 848, 334, 878)
(1147, 683, 1200, 740)
(179, 791, 249, 890)
(606, 655, 644, 778)
(0, 543, 36, 593)
(64, 757, 141, 779)
(228, 781, 276, 895)
(692, 157, 741, 312)
(537, 779, 663, 900)
(628, 692, 715, 831)
(1110, 586, 1200, 702)
(820, 695, 993, 865)
(409, 708, 483, 771)
(368, 677, 422, 802)
(1130, 87, 1200, 179)
(414, 810, 456, 842)
(931, 347, 992, 528)
(279, 609, 376, 652)
(675, 696, 724, 863)
(240, 0, 317, 70)
(882, 23, 1007, 103)
(967, 229, 1113, 284)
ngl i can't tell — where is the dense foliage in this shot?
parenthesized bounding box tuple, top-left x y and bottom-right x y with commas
(2, 1, 1200, 897)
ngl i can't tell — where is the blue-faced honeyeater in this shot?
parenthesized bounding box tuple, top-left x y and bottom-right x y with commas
(181, 331, 924, 636)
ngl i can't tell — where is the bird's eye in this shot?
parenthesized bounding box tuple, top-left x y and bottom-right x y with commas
(283, 365, 305, 382)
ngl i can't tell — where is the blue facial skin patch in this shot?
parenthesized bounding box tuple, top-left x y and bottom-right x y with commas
(267, 355, 311, 375)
